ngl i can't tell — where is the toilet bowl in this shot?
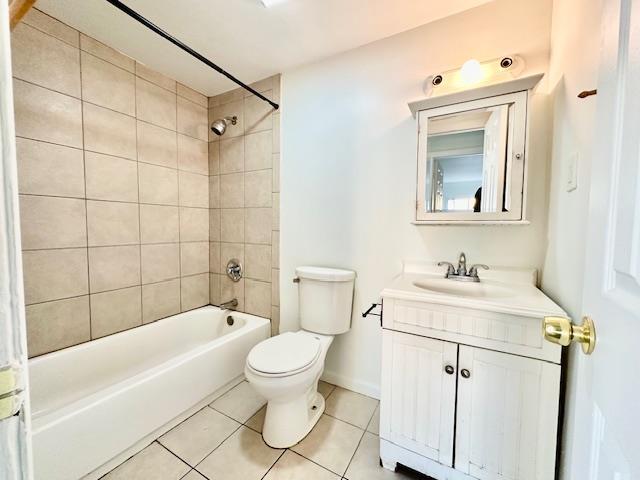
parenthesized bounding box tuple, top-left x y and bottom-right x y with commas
(245, 266, 356, 448)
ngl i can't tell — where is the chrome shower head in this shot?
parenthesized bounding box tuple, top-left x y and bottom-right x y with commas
(210, 116, 238, 136)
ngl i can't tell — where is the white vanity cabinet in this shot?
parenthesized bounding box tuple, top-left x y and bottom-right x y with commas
(379, 294, 563, 480)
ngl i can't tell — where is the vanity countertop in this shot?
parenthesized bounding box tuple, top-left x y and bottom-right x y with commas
(381, 262, 566, 319)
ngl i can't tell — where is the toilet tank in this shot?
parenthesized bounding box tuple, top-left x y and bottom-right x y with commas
(296, 266, 356, 335)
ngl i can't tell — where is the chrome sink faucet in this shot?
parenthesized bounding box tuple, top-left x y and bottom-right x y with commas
(438, 252, 489, 282)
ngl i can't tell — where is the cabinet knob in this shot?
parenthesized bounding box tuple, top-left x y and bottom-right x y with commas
(444, 365, 455, 375)
(460, 369, 471, 379)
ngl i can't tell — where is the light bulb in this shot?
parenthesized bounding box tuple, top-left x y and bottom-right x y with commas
(460, 59, 483, 84)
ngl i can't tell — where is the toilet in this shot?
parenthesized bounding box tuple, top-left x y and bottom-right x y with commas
(245, 266, 356, 448)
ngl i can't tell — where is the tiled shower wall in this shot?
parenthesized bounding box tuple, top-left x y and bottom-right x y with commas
(12, 9, 210, 357)
(208, 77, 281, 335)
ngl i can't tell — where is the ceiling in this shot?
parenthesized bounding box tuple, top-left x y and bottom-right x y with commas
(36, 0, 494, 97)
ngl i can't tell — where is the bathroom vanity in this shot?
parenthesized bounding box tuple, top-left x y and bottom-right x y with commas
(379, 263, 564, 480)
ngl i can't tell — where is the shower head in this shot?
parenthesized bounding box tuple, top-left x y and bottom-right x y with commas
(210, 116, 238, 136)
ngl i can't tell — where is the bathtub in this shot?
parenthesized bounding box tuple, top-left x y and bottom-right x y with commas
(28, 306, 270, 480)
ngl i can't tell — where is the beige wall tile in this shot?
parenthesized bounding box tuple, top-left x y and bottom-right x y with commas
(177, 134, 208, 174)
(209, 242, 221, 274)
(181, 273, 209, 311)
(210, 209, 221, 241)
(246, 77, 276, 97)
(19, 195, 86, 250)
(80, 34, 134, 72)
(85, 152, 138, 202)
(244, 131, 272, 171)
(87, 200, 140, 246)
(209, 175, 220, 209)
(177, 96, 208, 141)
(91, 286, 142, 338)
(135, 62, 176, 92)
(139, 163, 179, 206)
(23, 248, 88, 304)
(244, 94, 273, 134)
(136, 77, 177, 130)
(221, 209, 244, 243)
(141, 243, 179, 283)
(88, 245, 141, 293)
(23, 8, 79, 47)
(16, 138, 85, 198)
(26, 296, 90, 357)
(273, 113, 280, 154)
(272, 269, 279, 306)
(245, 244, 271, 282)
(272, 193, 280, 230)
(179, 172, 209, 208)
(245, 170, 272, 207)
(208, 141, 220, 175)
(212, 100, 244, 139)
(272, 231, 279, 268)
(245, 208, 272, 244)
(81, 51, 135, 115)
(83, 102, 136, 159)
(221, 277, 244, 311)
(142, 279, 180, 324)
(220, 173, 244, 208)
(245, 279, 271, 318)
(216, 88, 244, 106)
(137, 120, 177, 168)
(13, 79, 82, 148)
(177, 83, 207, 107)
(272, 154, 280, 192)
(140, 204, 179, 244)
(209, 273, 222, 306)
(219, 137, 244, 174)
(220, 243, 245, 273)
(180, 242, 209, 276)
(271, 306, 279, 336)
(11, 23, 81, 97)
(179, 207, 209, 242)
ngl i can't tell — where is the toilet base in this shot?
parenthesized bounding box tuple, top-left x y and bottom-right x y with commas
(262, 387, 325, 448)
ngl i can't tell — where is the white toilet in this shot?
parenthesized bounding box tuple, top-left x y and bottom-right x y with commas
(245, 266, 356, 448)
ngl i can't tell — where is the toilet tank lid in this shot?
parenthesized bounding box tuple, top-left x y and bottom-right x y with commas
(296, 266, 356, 282)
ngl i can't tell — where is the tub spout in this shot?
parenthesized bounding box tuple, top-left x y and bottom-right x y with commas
(220, 298, 238, 310)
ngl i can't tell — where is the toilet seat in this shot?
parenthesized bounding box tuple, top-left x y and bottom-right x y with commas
(247, 332, 321, 377)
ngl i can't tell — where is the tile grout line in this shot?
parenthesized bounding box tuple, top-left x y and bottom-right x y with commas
(134, 64, 144, 326)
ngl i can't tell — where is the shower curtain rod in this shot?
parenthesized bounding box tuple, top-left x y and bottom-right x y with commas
(104, 0, 280, 110)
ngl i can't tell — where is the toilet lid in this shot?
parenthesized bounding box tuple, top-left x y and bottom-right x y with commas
(247, 332, 321, 375)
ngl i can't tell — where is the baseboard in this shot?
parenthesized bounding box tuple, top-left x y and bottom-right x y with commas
(320, 370, 380, 400)
(81, 375, 245, 480)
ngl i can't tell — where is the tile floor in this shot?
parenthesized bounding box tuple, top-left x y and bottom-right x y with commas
(101, 380, 427, 480)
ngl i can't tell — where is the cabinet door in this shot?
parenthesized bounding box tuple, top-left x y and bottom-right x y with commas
(455, 346, 561, 480)
(380, 330, 457, 466)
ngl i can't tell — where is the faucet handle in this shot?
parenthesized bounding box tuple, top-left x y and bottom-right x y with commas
(468, 264, 489, 277)
(437, 261, 456, 277)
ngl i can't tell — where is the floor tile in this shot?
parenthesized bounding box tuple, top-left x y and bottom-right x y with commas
(245, 405, 266, 433)
(159, 407, 240, 466)
(344, 432, 424, 480)
(366, 405, 380, 435)
(196, 426, 283, 480)
(103, 442, 189, 480)
(324, 387, 379, 429)
(291, 414, 364, 476)
(181, 470, 207, 480)
(263, 450, 340, 480)
(210, 380, 266, 422)
(318, 380, 336, 399)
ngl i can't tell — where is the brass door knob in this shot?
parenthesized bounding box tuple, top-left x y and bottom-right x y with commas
(543, 316, 596, 355)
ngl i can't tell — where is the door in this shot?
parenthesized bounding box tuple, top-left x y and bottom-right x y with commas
(0, 1, 32, 479)
(380, 330, 457, 466)
(578, 0, 640, 476)
(455, 346, 560, 480)
(480, 105, 509, 212)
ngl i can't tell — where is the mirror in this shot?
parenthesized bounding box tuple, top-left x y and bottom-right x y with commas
(416, 91, 527, 222)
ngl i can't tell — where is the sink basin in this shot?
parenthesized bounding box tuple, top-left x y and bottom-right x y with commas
(412, 278, 515, 299)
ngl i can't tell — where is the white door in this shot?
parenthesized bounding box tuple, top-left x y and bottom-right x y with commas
(454, 346, 561, 480)
(380, 330, 457, 466)
(0, 2, 32, 479)
(480, 105, 509, 212)
(578, 0, 640, 476)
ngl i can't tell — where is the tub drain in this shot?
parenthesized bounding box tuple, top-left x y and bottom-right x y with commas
(226, 315, 234, 326)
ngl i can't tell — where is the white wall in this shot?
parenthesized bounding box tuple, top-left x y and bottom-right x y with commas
(280, 0, 553, 397)
(541, 0, 603, 478)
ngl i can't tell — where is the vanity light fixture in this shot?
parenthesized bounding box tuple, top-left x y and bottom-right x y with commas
(423, 54, 525, 97)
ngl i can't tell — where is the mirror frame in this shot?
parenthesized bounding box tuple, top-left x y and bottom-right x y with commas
(415, 91, 528, 223)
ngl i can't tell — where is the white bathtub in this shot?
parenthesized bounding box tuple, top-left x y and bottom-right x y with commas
(28, 306, 270, 480)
